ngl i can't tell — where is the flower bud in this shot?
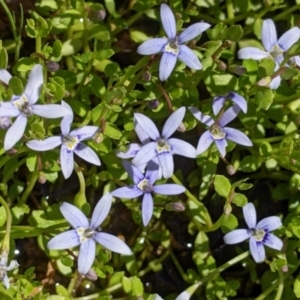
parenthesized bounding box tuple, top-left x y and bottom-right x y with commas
(226, 164, 236, 175)
(257, 76, 272, 87)
(0, 117, 10, 129)
(85, 269, 98, 281)
(147, 99, 160, 110)
(228, 64, 246, 76)
(38, 171, 47, 184)
(94, 132, 104, 144)
(143, 71, 151, 81)
(46, 61, 60, 72)
(89, 9, 106, 22)
(224, 203, 232, 215)
(217, 60, 227, 71)
(281, 265, 288, 272)
(176, 122, 186, 132)
(165, 201, 185, 212)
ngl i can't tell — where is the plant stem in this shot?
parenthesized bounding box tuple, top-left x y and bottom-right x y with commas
(19, 171, 38, 204)
(274, 270, 284, 300)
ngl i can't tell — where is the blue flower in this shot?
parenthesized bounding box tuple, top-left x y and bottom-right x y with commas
(223, 203, 283, 263)
(189, 105, 252, 157)
(47, 194, 132, 275)
(0, 255, 19, 289)
(132, 107, 197, 179)
(213, 92, 247, 115)
(111, 160, 186, 226)
(137, 3, 210, 81)
(0, 65, 70, 150)
(26, 101, 100, 179)
(238, 19, 300, 89)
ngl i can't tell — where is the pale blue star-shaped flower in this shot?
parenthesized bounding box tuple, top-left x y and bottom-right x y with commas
(26, 101, 100, 179)
(223, 203, 283, 263)
(111, 160, 186, 226)
(137, 3, 210, 81)
(0, 64, 70, 150)
(213, 92, 247, 115)
(132, 107, 197, 179)
(0, 255, 19, 289)
(238, 19, 300, 89)
(47, 194, 132, 275)
(189, 105, 252, 157)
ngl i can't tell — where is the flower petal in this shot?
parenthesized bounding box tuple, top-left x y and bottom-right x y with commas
(93, 232, 132, 255)
(47, 229, 80, 250)
(278, 27, 300, 51)
(243, 203, 257, 229)
(71, 126, 99, 141)
(122, 160, 144, 183)
(249, 238, 265, 263)
(160, 3, 176, 39)
(270, 75, 281, 90)
(74, 143, 101, 166)
(262, 19, 277, 52)
(219, 105, 241, 127)
(157, 152, 174, 178)
(32, 104, 70, 118)
(135, 121, 151, 144)
(263, 233, 283, 251)
(0, 69, 12, 85)
(0, 102, 19, 117)
(152, 184, 186, 195)
(132, 142, 157, 166)
(137, 38, 168, 55)
(25, 64, 43, 105)
(60, 202, 89, 228)
(145, 159, 159, 185)
(224, 127, 253, 146)
(214, 138, 227, 157)
(178, 22, 211, 43)
(60, 145, 74, 179)
(116, 143, 141, 159)
(168, 138, 196, 158)
(111, 186, 144, 199)
(4, 114, 27, 150)
(188, 107, 214, 126)
(162, 107, 186, 139)
(212, 96, 226, 116)
(238, 47, 270, 60)
(196, 130, 213, 155)
(134, 113, 160, 141)
(142, 193, 154, 226)
(159, 52, 177, 81)
(228, 92, 247, 114)
(60, 101, 74, 135)
(90, 193, 113, 229)
(26, 136, 62, 151)
(223, 229, 251, 244)
(256, 216, 282, 232)
(78, 239, 96, 274)
(178, 45, 202, 69)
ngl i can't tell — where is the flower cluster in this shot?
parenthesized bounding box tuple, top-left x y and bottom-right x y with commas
(0, 3, 289, 293)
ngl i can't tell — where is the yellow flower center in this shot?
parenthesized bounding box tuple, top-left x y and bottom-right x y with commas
(63, 134, 79, 150)
(165, 39, 179, 55)
(251, 228, 266, 242)
(76, 227, 95, 243)
(137, 178, 152, 193)
(209, 124, 226, 140)
(13, 94, 32, 116)
(270, 44, 283, 58)
(156, 139, 170, 153)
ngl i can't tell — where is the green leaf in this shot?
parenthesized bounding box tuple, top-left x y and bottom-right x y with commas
(221, 214, 238, 233)
(61, 39, 83, 56)
(294, 276, 300, 298)
(255, 87, 274, 110)
(239, 155, 261, 172)
(131, 276, 144, 297)
(104, 122, 122, 140)
(259, 141, 272, 158)
(9, 77, 24, 95)
(232, 193, 247, 207)
(122, 277, 132, 294)
(214, 175, 231, 198)
(206, 22, 227, 40)
(225, 25, 243, 41)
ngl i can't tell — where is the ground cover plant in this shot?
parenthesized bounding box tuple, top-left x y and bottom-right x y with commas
(1, 0, 300, 299)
